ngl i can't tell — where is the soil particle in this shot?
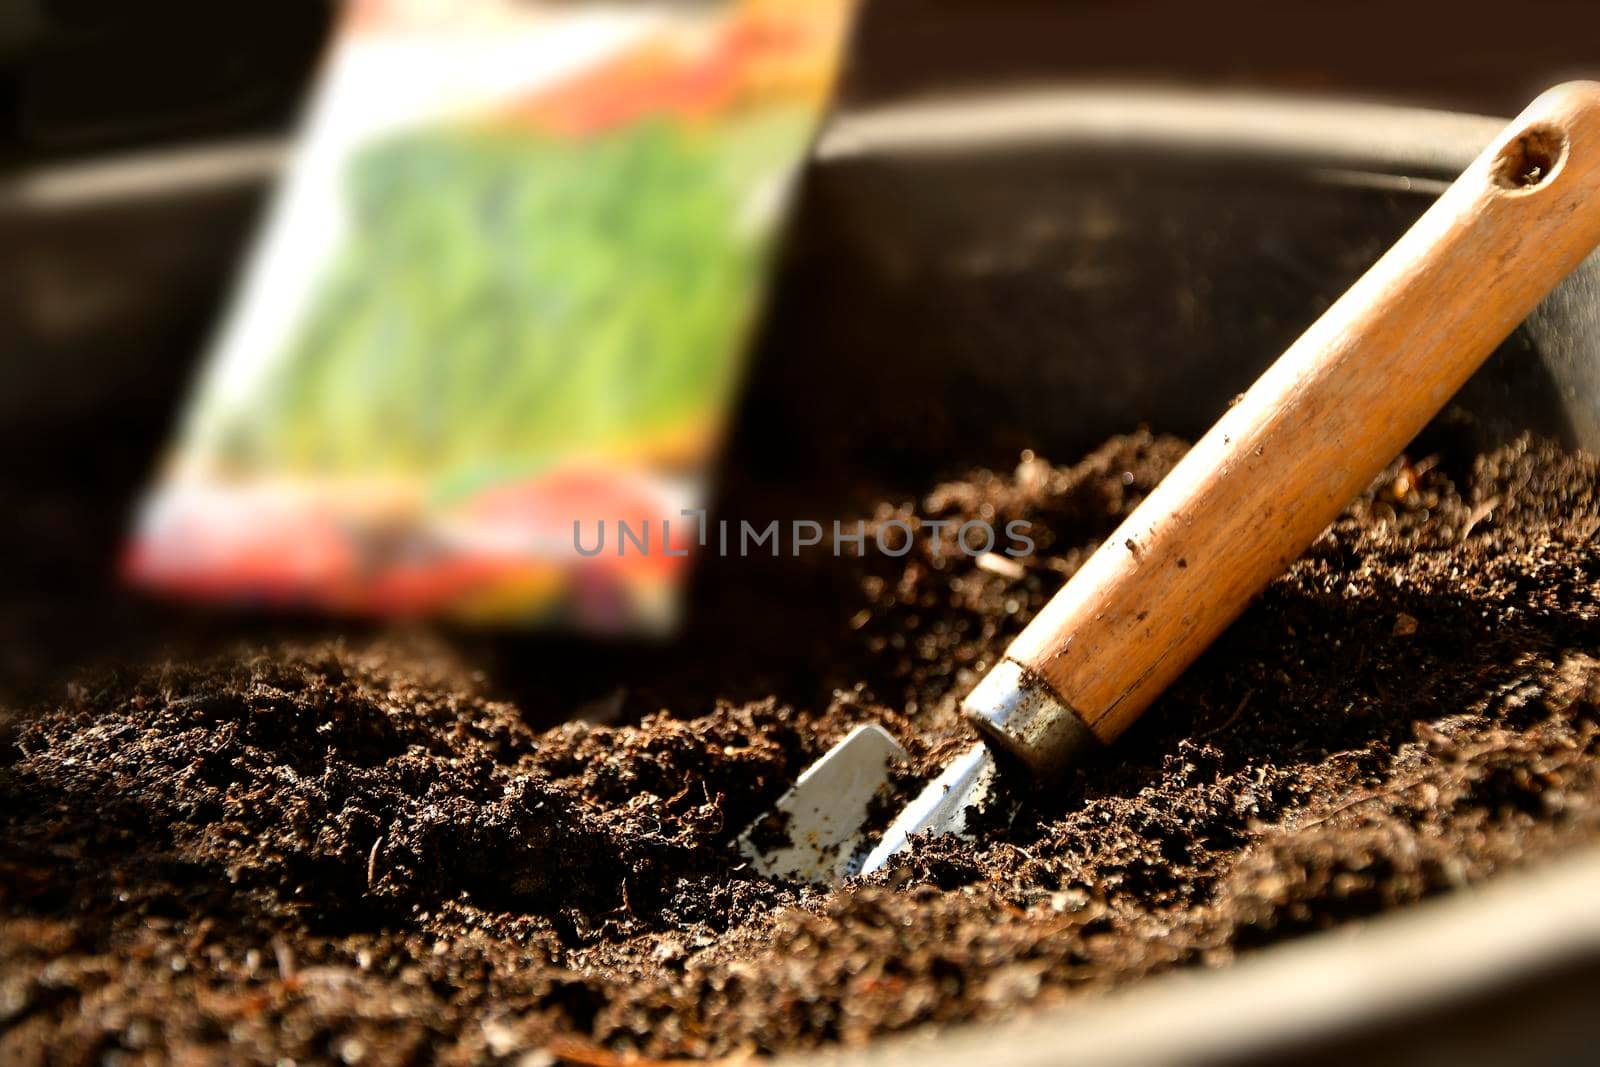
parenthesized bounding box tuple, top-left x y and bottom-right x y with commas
(6, 432, 1600, 1063)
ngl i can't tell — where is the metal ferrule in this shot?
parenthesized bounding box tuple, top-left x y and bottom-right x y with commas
(962, 659, 1102, 778)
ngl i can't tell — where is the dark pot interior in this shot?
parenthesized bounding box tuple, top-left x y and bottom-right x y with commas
(730, 97, 1600, 511)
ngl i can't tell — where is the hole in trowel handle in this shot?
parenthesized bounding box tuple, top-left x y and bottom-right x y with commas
(1493, 125, 1568, 190)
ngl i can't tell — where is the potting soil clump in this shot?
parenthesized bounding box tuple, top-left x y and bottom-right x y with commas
(5, 432, 1600, 1064)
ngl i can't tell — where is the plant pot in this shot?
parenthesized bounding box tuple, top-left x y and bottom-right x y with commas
(6, 87, 1599, 1065)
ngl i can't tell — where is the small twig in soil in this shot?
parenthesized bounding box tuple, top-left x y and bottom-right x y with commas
(1460, 495, 1501, 541)
(976, 552, 1026, 580)
(271, 936, 296, 979)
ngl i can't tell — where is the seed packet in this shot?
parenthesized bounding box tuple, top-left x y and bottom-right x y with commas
(124, 0, 854, 632)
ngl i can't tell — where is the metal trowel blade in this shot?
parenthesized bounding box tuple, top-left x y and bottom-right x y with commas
(736, 723, 908, 883)
(856, 742, 1000, 875)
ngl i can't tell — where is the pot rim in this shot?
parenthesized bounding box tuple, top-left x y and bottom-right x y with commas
(818, 85, 1506, 179)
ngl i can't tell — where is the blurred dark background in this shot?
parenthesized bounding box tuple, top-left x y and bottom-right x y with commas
(7, 1, 1600, 164)
(840, 0, 1600, 116)
(0, 0, 328, 165)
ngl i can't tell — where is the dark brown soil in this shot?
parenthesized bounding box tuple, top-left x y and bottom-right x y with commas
(6, 432, 1600, 1065)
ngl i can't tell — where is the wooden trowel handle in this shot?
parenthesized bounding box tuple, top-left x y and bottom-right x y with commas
(972, 82, 1600, 773)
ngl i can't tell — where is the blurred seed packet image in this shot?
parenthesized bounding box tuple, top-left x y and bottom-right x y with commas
(124, 0, 855, 633)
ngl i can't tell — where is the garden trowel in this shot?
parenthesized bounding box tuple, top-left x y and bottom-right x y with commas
(739, 81, 1600, 883)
